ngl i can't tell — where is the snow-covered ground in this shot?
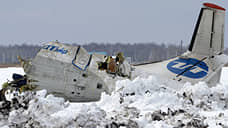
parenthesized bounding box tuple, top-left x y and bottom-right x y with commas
(0, 68, 25, 88)
(221, 67, 228, 84)
(0, 67, 228, 128)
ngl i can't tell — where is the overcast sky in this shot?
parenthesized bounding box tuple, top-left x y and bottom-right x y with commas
(0, 0, 228, 47)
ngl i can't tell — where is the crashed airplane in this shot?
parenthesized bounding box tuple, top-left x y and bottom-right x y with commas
(10, 3, 228, 102)
(18, 41, 132, 102)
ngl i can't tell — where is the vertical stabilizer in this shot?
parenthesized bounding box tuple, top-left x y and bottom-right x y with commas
(189, 3, 225, 56)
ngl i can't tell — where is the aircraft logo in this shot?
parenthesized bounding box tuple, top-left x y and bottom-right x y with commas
(167, 58, 208, 79)
(42, 45, 68, 54)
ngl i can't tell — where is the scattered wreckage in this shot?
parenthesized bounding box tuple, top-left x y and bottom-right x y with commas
(1, 3, 228, 102)
(1, 41, 132, 102)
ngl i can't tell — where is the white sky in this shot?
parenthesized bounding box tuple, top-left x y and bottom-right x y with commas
(0, 0, 227, 47)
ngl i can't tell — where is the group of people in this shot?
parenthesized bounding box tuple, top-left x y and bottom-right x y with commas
(98, 52, 130, 77)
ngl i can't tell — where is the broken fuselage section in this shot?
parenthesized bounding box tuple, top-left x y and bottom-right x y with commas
(22, 41, 132, 102)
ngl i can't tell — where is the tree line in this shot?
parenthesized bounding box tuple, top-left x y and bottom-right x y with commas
(0, 42, 227, 64)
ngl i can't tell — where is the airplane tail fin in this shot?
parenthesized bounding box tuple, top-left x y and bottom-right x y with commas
(188, 3, 226, 57)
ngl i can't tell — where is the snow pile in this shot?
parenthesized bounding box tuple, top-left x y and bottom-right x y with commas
(0, 67, 228, 128)
(221, 67, 228, 84)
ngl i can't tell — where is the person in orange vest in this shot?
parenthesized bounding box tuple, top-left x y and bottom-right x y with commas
(107, 56, 116, 74)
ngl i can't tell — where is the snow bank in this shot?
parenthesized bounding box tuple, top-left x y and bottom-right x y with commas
(0, 67, 228, 127)
(221, 67, 228, 84)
